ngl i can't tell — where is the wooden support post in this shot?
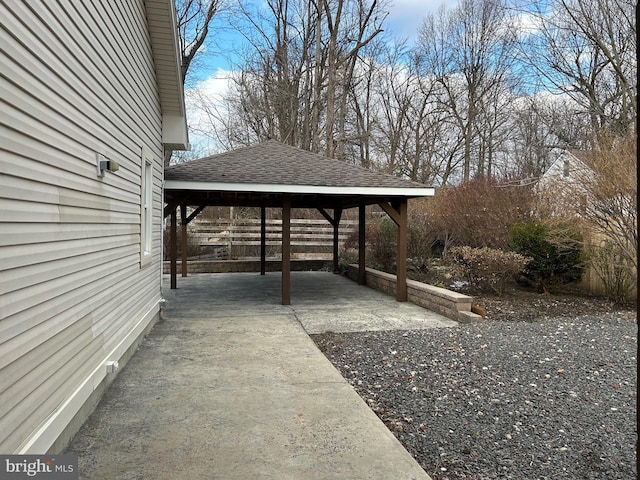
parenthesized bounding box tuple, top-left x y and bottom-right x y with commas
(396, 199, 408, 302)
(358, 202, 366, 285)
(378, 199, 409, 302)
(180, 204, 188, 277)
(282, 196, 291, 305)
(332, 207, 342, 273)
(228, 207, 233, 260)
(260, 206, 266, 275)
(170, 208, 177, 289)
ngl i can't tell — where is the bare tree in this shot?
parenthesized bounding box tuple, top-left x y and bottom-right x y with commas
(348, 52, 378, 168)
(177, 0, 223, 85)
(223, 0, 315, 146)
(368, 45, 455, 185)
(222, 0, 385, 160)
(509, 96, 559, 180)
(520, 0, 636, 139)
(508, 93, 595, 179)
(371, 47, 414, 175)
(417, 0, 518, 182)
(319, 0, 386, 159)
(165, 0, 223, 165)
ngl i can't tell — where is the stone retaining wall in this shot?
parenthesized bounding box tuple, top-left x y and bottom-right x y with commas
(346, 265, 482, 323)
(163, 259, 331, 274)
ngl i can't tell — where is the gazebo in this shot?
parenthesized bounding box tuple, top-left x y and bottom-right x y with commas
(163, 140, 434, 304)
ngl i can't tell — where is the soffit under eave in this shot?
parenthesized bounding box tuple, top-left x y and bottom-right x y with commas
(145, 0, 187, 121)
(163, 189, 430, 212)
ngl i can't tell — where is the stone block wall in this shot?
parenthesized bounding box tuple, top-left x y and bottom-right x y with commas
(346, 265, 482, 323)
(163, 259, 331, 274)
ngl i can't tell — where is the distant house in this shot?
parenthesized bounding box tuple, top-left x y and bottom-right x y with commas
(538, 150, 591, 184)
(536, 150, 591, 217)
(0, 0, 188, 453)
(536, 150, 636, 299)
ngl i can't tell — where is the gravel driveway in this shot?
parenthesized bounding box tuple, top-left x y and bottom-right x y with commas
(312, 313, 637, 479)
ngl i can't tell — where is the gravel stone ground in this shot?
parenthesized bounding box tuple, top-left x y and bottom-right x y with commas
(312, 308, 637, 479)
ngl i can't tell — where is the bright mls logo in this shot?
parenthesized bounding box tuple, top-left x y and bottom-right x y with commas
(0, 455, 77, 479)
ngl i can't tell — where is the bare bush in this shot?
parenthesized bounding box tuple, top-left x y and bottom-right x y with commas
(428, 178, 535, 252)
(408, 197, 440, 262)
(448, 246, 531, 295)
(537, 130, 637, 298)
(575, 131, 637, 274)
(588, 241, 636, 304)
(340, 212, 396, 273)
(365, 216, 397, 272)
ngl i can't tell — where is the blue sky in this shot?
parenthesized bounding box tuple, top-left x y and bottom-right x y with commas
(384, 0, 449, 42)
(181, 0, 561, 158)
(183, 0, 517, 155)
(189, 0, 449, 83)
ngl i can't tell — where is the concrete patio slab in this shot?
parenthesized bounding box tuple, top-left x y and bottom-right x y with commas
(161, 271, 457, 333)
(67, 272, 454, 479)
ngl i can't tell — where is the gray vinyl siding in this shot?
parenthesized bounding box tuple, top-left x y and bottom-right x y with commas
(0, 0, 165, 452)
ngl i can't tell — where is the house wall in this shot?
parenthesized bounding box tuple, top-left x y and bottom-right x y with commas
(536, 151, 585, 217)
(0, 1, 165, 453)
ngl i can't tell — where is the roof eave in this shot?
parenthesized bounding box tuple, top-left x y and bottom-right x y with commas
(145, 0, 189, 150)
(164, 180, 435, 198)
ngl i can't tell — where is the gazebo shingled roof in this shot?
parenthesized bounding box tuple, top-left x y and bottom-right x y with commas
(163, 140, 435, 304)
(166, 140, 427, 188)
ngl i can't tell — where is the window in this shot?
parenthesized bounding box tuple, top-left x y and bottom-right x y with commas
(141, 147, 153, 266)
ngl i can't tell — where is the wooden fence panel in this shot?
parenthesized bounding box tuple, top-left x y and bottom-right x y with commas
(182, 218, 358, 260)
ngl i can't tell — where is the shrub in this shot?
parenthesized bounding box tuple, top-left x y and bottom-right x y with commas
(340, 214, 396, 273)
(407, 197, 440, 261)
(162, 224, 203, 260)
(448, 246, 531, 295)
(428, 177, 535, 252)
(588, 241, 636, 304)
(337, 247, 358, 274)
(509, 221, 584, 292)
(367, 216, 397, 272)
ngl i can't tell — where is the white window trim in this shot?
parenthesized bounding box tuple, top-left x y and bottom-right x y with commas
(141, 146, 154, 267)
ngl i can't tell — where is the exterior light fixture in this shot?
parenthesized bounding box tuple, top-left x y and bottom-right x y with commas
(96, 153, 120, 177)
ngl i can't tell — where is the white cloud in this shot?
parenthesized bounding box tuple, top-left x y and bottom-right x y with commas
(187, 70, 233, 102)
(184, 69, 235, 157)
(512, 11, 544, 38)
(384, 0, 449, 43)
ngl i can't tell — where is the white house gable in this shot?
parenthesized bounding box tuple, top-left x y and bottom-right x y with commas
(536, 150, 592, 216)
